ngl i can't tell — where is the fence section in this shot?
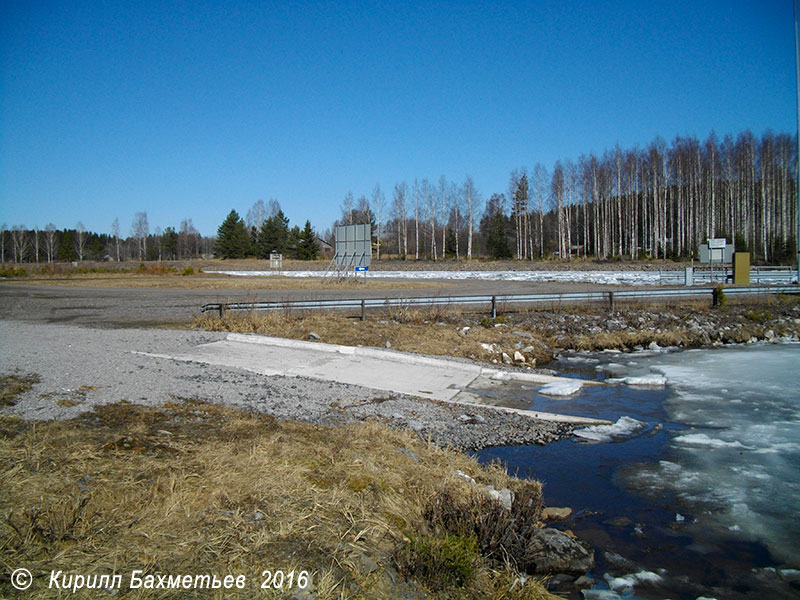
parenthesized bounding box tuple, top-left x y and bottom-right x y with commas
(200, 285, 799, 318)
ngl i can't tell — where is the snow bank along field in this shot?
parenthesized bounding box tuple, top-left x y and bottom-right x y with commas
(206, 267, 799, 286)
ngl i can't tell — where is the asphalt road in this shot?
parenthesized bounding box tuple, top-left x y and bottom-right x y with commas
(0, 279, 623, 327)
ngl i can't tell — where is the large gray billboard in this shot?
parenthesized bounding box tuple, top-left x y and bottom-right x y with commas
(334, 224, 371, 268)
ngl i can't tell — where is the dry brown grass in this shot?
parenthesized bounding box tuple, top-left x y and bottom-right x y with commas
(1, 272, 449, 291)
(0, 373, 40, 407)
(193, 293, 800, 368)
(0, 400, 556, 599)
(193, 309, 555, 366)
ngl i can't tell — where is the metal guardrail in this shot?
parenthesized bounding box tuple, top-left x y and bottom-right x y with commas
(201, 285, 799, 318)
(659, 267, 797, 285)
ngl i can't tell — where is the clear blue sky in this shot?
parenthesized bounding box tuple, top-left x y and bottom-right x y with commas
(1, 0, 795, 237)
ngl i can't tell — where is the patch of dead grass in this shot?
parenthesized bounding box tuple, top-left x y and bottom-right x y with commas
(0, 400, 556, 599)
(1, 273, 450, 291)
(193, 294, 800, 367)
(193, 309, 556, 365)
(0, 373, 40, 406)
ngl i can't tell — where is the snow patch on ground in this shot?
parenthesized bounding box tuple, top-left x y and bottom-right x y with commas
(206, 269, 664, 285)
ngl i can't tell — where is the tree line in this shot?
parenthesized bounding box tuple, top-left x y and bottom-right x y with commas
(3, 128, 795, 266)
(332, 129, 797, 264)
(214, 201, 320, 260)
(0, 216, 211, 264)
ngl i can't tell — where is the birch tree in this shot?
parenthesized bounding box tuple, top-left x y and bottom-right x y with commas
(341, 192, 355, 225)
(246, 200, 268, 231)
(111, 218, 120, 261)
(74, 222, 87, 261)
(413, 179, 420, 260)
(44, 223, 56, 263)
(32, 227, 40, 263)
(532, 164, 548, 257)
(132, 212, 149, 260)
(372, 183, 384, 260)
(439, 175, 448, 259)
(393, 182, 408, 257)
(11, 225, 27, 263)
(463, 176, 477, 260)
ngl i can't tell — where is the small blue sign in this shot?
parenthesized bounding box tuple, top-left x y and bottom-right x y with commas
(354, 266, 368, 272)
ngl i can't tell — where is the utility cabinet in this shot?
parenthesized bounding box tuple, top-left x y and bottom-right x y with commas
(733, 252, 750, 285)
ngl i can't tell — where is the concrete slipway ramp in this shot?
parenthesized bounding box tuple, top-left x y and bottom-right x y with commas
(137, 333, 609, 426)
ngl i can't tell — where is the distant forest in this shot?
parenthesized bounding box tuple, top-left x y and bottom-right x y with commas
(346, 129, 797, 265)
(0, 216, 213, 264)
(2, 129, 797, 265)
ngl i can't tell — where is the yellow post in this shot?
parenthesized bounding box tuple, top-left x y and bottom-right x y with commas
(733, 252, 750, 285)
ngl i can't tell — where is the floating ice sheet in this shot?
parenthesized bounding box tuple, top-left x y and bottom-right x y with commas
(573, 416, 647, 443)
(672, 433, 750, 449)
(608, 374, 667, 387)
(537, 380, 583, 397)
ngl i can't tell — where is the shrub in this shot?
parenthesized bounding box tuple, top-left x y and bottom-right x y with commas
(744, 309, 772, 323)
(712, 285, 727, 309)
(395, 533, 480, 591)
(422, 484, 543, 573)
(0, 266, 26, 278)
(182, 266, 195, 276)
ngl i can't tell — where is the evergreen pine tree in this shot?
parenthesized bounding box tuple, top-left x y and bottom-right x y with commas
(486, 212, 511, 258)
(257, 210, 290, 258)
(161, 227, 178, 260)
(297, 220, 320, 260)
(58, 229, 75, 261)
(215, 210, 249, 259)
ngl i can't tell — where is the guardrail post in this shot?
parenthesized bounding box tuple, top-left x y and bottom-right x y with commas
(608, 291, 615, 312)
(218, 304, 225, 318)
(360, 299, 366, 321)
(491, 295, 497, 319)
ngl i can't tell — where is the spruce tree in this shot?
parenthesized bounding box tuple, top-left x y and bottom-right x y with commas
(257, 211, 290, 258)
(215, 210, 249, 259)
(487, 212, 511, 259)
(297, 220, 320, 260)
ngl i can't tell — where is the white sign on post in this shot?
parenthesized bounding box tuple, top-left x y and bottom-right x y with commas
(708, 238, 726, 250)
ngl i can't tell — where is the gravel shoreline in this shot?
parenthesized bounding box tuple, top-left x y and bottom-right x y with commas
(0, 320, 573, 451)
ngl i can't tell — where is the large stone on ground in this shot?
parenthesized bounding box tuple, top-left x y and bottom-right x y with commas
(527, 528, 594, 575)
(542, 506, 573, 521)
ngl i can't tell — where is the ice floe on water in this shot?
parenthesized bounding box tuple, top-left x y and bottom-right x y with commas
(608, 343, 800, 567)
(604, 569, 664, 593)
(573, 416, 648, 443)
(537, 380, 584, 397)
(672, 433, 750, 449)
(597, 361, 667, 386)
(608, 374, 667, 387)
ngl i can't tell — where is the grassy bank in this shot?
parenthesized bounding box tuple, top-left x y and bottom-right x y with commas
(1, 395, 556, 599)
(194, 295, 800, 366)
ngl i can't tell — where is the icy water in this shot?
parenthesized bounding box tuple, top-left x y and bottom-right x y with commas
(476, 343, 800, 599)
